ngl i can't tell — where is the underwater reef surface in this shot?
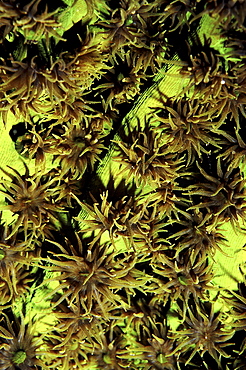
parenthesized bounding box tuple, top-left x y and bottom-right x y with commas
(1, 0, 246, 369)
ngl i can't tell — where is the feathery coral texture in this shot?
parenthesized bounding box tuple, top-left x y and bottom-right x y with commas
(0, 0, 246, 369)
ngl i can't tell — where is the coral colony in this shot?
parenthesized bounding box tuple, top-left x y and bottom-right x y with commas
(1, 0, 246, 369)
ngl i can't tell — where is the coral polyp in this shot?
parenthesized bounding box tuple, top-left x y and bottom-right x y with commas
(0, 222, 35, 304)
(154, 96, 223, 165)
(0, 309, 50, 370)
(0, 164, 64, 241)
(53, 121, 106, 179)
(12, 0, 64, 44)
(75, 190, 149, 247)
(0, 0, 245, 369)
(36, 234, 151, 319)
(171, 301, 235, 367)
(187, 160, 246, 229)
(168, 209, 228, 263)
(114, 118, 184, 186)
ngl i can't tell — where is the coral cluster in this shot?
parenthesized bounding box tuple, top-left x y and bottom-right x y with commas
(0, 0, 246, 369)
